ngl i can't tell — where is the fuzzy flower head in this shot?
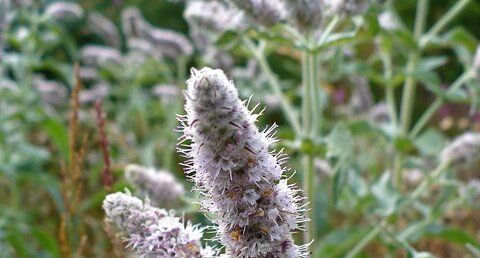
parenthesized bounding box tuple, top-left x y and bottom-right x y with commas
(178, 67, 308, 257)
(121, 7, 193, 59)
(229, 0, 285, 27)
(103, 191, 215, 258)
(283, 0, 323, 32)
(474, 45, 480, 80)
(80, 45, 122, 66)
(45, 2, 84, 22)
(184, 0, 244, 33)
(441, 133, 480, 171)
(324, 0, 370, 16)
(125, 164, 185, 208)
(87, 12, 121, 48)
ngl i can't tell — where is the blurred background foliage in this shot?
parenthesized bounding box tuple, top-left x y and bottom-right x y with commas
(1, 0, 480, 257)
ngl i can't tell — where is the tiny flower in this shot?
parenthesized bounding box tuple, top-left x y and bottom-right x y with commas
(152, 84, 180, 105)
(378, 11, 400, 31)
(125, 164, 185, 208)
(368, 102, 390, 124)
(474, 46, 480, 80)
(184, 0, 244, 33)
(32, 75, 67, 106)
(45, 2, 84, 22)
(324, 0, 370, 16)
(87, 12, 121, 48)
(143, 27, 193, 59)
(103, 191, 215, 257)
(121, 7, 193, 59)
(127, 38, 163, 61)
(80, 45, 122, 66)
(79, 82, 110, 103)
(229, 0, 285, 27)
(441, 133, 480, 171)
(121, 7, 145, 38)
(178, 67, 308, 257)
(283, 0, 323, 32)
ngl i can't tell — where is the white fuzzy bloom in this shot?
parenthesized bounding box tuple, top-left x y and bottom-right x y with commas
(125, 164, 185, 208)
(121, 7, 193, 58)
(80, 45, 122, 66)
(324, 0, 369, 16)
(283, 0, 323, 32)
(79, 81, 110, 103)
(474, 46, 480, 80)
(184, 0, 244, 33)
(368, 102, 390, 124)
(152, 84, 180, 104)
(178, 67, 308, 257)
(103, 192, 215, 258)
(87, 12, 121, 48)
(229, 0, 285, 27)
(45, 2, 84, 21)
(378, 11, 400, 31)
(127, 37, 163, 61)
(441, 133, 480, 171)
(32, 75, 67, 106)
(144, 28, 193, 58)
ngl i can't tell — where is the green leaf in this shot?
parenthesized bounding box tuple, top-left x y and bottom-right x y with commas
(326, 123, 353, 159)
(371, 172, 401, 216)
(414, 129, 446, 157)
(424, 224, 480, 247)
(42, 119, 69, 159)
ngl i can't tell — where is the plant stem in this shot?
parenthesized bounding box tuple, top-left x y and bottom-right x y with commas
(243, 38, 301, 134)
(421, 0, 473, 47)
(303, 154, 315, 243)
(395, 0, 429, 188)
(381, 51, 398, 127)
(410, 70, 473, 138)
(345, 163, 448, 258)
(345, 225, 382, 258)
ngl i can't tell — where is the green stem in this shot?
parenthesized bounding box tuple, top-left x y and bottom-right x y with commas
(410, 70, 473, 138)
(243, 38, 301, 134)
(345, 225, 382, 258)
(302, 51, 312, 135)
(381, 51, 398, 127)
(395, 0, 429, 188)
(317, 16, 340, 47)
(303, 154, 315, 243)
(346, 163, 448, 258)
(421, 0, 473, 47)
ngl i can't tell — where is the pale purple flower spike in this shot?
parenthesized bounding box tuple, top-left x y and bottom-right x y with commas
(178, 67, 309, 257)
(103, 191, 215, 258)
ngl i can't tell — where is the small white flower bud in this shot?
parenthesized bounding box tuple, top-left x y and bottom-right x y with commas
(45, 2, 84, 21)
(125, 164, 185, 208)
(80, 45, 122, 66)
(184, 0, 244, 32)
(325, 0, 370, 16)
(87, 12, 121, 48)
(229, 0, 285, 27)
(441, 133, 480, 171)
(283, 0, 323, 32)
(378, 11, 400, 31)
